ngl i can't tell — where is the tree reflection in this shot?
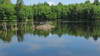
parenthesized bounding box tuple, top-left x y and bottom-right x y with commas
(16, 22, 25, 42)
(0, 21, 100, 42)
(0, 22, 16, 42)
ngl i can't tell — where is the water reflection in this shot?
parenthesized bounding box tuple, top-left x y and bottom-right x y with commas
(0, 21, 100, 42)
(1, 21, 100, 56)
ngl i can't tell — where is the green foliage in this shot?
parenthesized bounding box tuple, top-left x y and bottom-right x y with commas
(15, 0, 25, 21)
(32, 2, 100, 21)
(0, 0, 100, 21)
(94, 0, 100, 5)
(0, 0, 11, 4)
(0, 0, 3, 4)
(85, 0, 90, 4)
(0, 4, 15, 20)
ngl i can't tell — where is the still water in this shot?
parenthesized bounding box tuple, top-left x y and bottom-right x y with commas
(0, 21, 100, 56)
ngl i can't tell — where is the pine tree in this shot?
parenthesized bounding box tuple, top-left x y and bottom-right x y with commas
(15, 0, 24, 21)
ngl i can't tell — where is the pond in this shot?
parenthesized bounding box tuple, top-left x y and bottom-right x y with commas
(0, 21, 100, 56)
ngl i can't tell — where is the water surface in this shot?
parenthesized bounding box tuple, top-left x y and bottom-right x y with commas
(0, 21, 100, 56)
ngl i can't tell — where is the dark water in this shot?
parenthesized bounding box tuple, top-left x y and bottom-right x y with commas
(0, 21, 100, 56)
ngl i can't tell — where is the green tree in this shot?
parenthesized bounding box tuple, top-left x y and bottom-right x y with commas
(0, 0, 3, 4)
(85, 0, 90, 4)
(0, 4, 15, 20)
(15, 0, 25, 21)
(94, 0, 99, 5)
(0, 0, 11, 4)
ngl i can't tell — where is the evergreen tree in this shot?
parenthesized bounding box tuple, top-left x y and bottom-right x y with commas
(15, 0, 24, 21)
(58, 2, 63, 5)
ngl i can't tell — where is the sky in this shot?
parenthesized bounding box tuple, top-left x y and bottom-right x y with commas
(11, 0, 95, 5)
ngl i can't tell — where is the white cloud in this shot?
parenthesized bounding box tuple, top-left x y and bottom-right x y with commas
(47, 1, 57, 6)
(90, 0, 94, 3)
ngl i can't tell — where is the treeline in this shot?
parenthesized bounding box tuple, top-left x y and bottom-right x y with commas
(0, 0, 100, 21)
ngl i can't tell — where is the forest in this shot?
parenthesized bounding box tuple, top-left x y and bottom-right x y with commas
(0, 0, 100, 21)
